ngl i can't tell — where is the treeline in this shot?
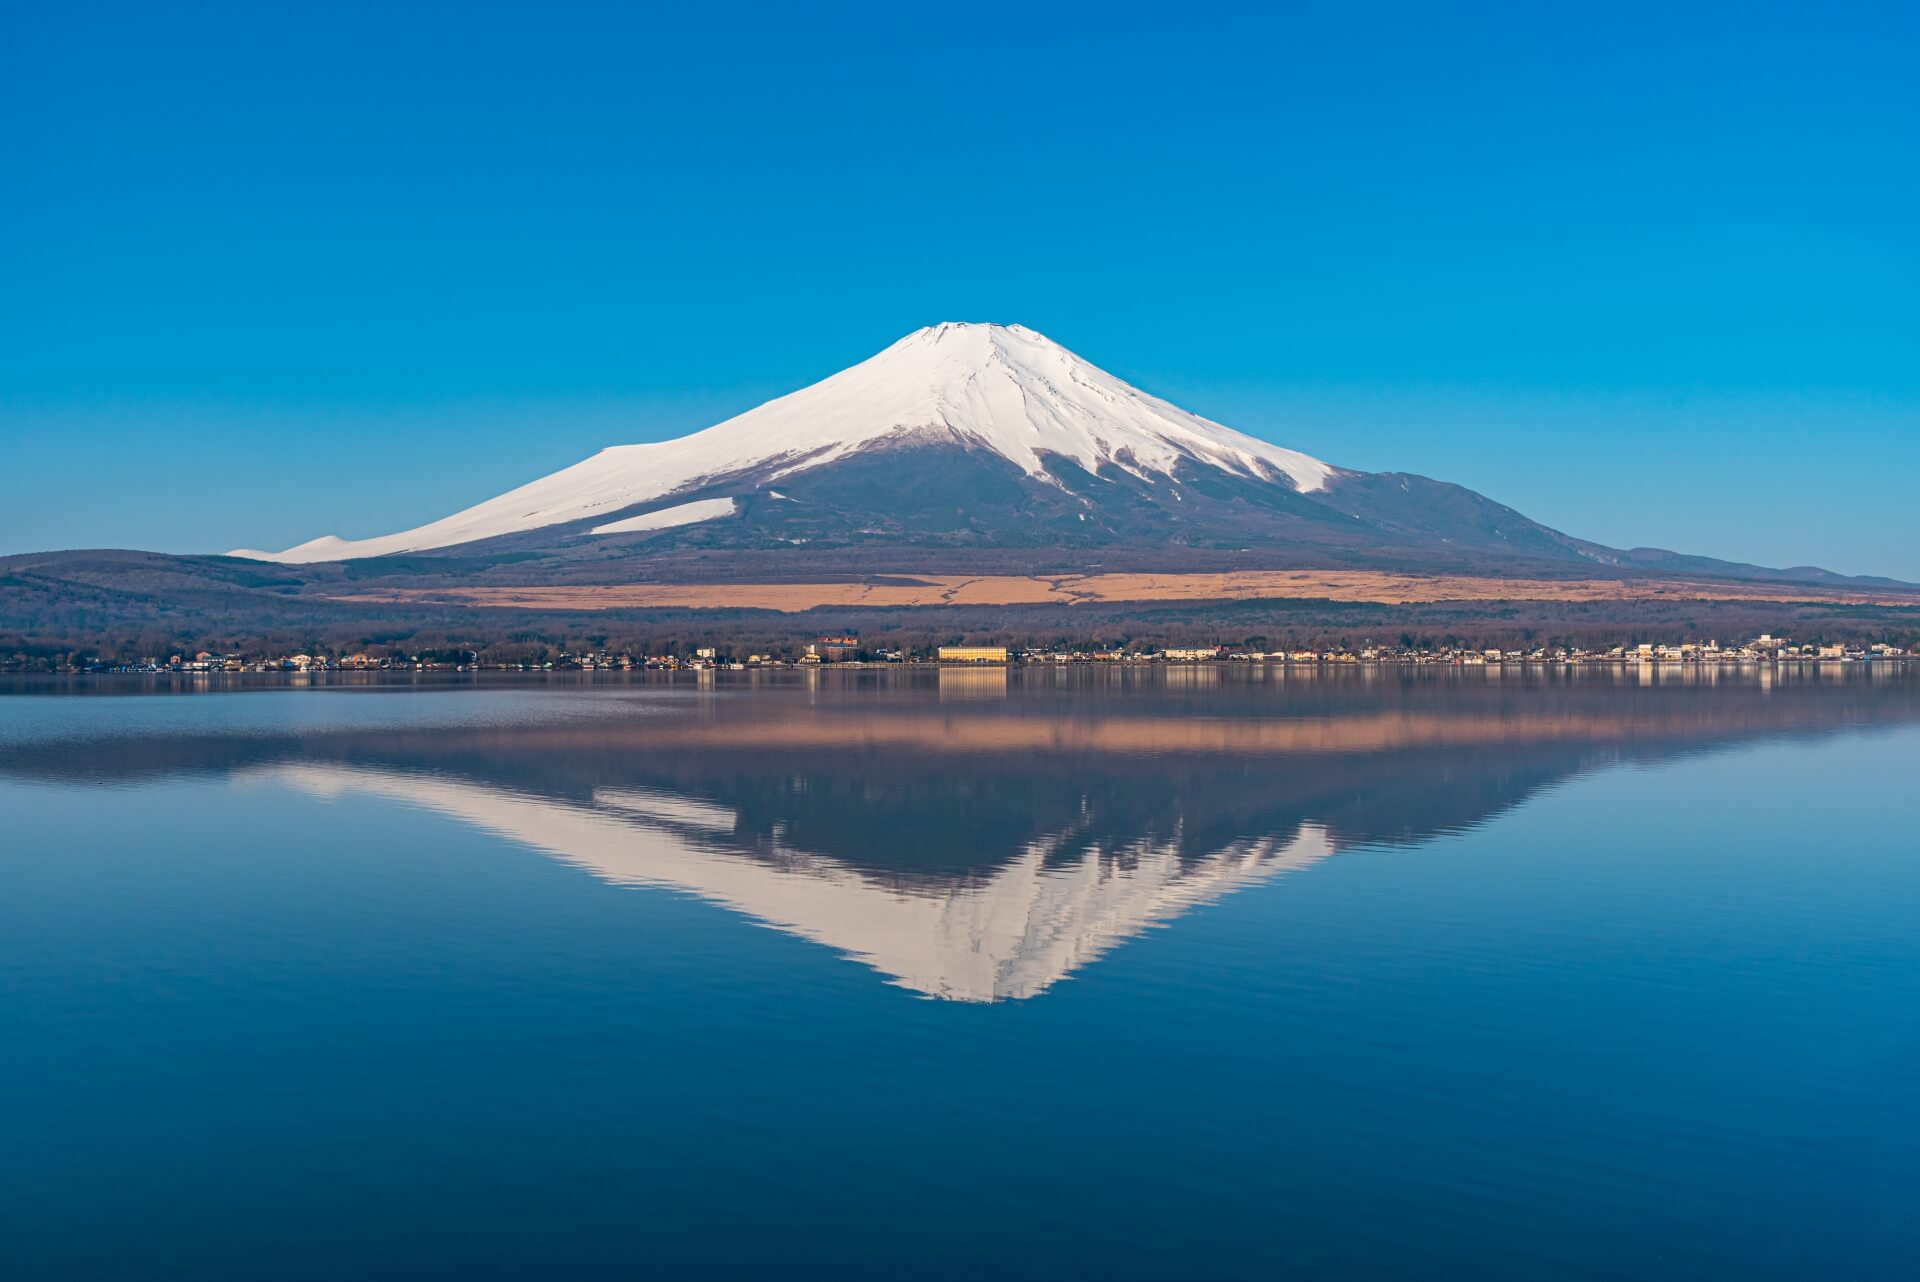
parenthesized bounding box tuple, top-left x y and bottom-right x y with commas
(8, 593, 1920, 671)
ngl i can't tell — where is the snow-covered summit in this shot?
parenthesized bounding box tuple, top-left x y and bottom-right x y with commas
(232, 323, 1339, 563)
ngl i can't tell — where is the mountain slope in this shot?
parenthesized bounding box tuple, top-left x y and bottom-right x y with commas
(233, 322, 1339, 563)
(213, 322, 1900, 592)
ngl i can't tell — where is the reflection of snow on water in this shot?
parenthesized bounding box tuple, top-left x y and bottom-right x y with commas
(254, 763, 1334, 1003)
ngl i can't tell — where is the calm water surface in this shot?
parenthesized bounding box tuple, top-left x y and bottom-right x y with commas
(2, 668, 1916, 1279)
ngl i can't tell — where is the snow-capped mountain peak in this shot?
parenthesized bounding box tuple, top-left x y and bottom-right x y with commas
(232, 323, 1338, 562)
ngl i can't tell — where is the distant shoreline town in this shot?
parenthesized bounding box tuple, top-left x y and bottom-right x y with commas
(17, 633, 1917, 676)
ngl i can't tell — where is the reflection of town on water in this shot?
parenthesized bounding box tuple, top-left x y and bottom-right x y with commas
(6, 666, 1916, 1000)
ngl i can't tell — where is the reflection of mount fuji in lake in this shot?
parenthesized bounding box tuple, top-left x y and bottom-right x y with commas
(262, 763, 1334, 1001)
(8, 668, 1918, 1000)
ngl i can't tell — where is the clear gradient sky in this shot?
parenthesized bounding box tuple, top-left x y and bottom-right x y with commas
(4, 3, 1916, 577)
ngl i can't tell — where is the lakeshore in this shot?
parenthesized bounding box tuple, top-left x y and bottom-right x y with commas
(23, 633, 1918, 676)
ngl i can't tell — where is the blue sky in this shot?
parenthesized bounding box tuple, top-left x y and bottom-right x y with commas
(4, 2, 1916, 577)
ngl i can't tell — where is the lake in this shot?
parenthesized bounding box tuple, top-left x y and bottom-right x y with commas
(2, 667, 1916, 1279)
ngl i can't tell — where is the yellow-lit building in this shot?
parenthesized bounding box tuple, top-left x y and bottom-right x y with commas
(937, 646, 1009, 664)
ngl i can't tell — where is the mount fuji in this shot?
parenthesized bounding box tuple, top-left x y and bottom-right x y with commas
(234, 323, 1343, 563)
(203, 321, 1868, 586)
(7, 323, 1910, 655)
